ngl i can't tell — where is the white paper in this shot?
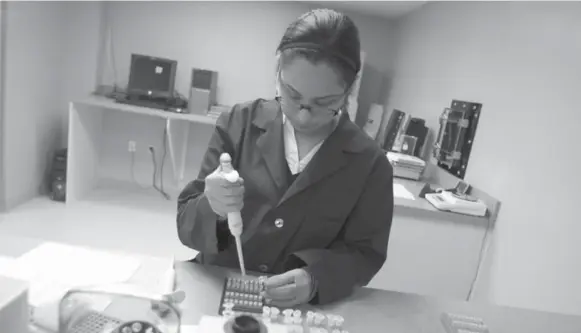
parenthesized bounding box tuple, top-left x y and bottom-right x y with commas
(394, 183, 415, 200)
(181, 325, 199, 333)
(0, 255, 16, 276)
(4, 242, 141, 307)
(127, 256, 175, 296)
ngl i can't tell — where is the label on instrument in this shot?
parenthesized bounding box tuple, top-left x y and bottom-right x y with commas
(441, 312, 489, 333)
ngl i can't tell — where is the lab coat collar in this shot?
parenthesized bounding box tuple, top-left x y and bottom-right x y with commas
(278, 113, 359, 205)
(253, 99, 372, 206)
(252, 100, 367, 154)
(254, 100, 287, 194)
(251, 99, 280, 129)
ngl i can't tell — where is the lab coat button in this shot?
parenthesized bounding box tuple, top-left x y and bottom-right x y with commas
(274, 218, 284, 228)
(258, 264, 269, 272)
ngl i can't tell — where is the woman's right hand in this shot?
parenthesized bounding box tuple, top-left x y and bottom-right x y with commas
(204, 165, 245, 219)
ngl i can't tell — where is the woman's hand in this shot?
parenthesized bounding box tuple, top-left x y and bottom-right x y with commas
(263, 269, 315, 307)
(204, 165, 245, 218)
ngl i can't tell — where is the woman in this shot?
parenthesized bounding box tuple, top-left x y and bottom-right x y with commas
(177, 8, 394, 307)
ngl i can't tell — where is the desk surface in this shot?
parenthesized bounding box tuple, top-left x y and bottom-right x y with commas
(175, 262, 581, 333)
(1, 236, 580, 333)
(73, 95, 220, 125)
(393, 178, 489, 225)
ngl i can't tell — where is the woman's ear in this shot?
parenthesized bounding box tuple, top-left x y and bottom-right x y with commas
(275, 73, 283, 97)
(344, 84, 354, 97)
(274, 54, 282, 97)
(275, 78, 281, 97)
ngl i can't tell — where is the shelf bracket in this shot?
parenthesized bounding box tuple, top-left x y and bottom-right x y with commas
(166, 118, 190, 190)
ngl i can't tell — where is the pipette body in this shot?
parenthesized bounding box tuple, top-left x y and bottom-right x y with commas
(219, 153, 246, 276)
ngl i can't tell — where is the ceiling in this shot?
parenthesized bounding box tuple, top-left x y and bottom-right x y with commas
(303, 1, 428, 20)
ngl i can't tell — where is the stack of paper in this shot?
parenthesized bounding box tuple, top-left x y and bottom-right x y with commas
(1, 242, 142, 307)
(181, 326, 199, 333)
(0, 242, 181, 332)
(0, 242, 142, 331)
(127, 255, 176, 296)
(0, 255, 15, 274)
(386, 152, 426, 180)
(393, 183, 415, 200)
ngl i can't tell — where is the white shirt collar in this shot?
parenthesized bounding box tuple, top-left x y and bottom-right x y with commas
(282, 112, 340, 175)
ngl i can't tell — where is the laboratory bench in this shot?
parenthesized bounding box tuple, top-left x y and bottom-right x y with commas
(1, 236, 579, 333)
(63, 95, 502, 302)
(391, 164, 499, 226)
(393, 177, 487, 222)
(176, 262, 579, 333)
(370, 163, 500, 301)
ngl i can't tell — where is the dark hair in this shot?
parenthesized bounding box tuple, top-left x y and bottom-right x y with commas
(276, 8, 361, 88)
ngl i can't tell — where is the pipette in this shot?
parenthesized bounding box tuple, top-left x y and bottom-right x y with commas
(219, 153, 246, 276)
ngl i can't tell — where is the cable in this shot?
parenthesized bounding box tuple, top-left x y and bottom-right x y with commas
(149, 147, 162, 197)
(149, 147, 156, 185)
(173, 90, 186, 100)
(160, 124, 169, 197)
(130, 151, 151, 190)
(466, 214, 494, 301)
(149, 146, 170, 200)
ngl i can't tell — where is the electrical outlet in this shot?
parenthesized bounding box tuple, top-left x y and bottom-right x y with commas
(128, 140, 136, 152)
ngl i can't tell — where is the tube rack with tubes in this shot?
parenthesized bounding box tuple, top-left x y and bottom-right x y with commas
(219, 276, 348, 333)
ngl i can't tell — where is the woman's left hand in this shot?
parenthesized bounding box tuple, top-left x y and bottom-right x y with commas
(262, 269, 314, 307)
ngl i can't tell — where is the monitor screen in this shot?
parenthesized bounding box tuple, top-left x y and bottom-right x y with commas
(127, 54, 177, 97)
(456, 180, 470, 194)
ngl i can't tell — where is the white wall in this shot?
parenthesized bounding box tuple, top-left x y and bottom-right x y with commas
(97, 1, 397, 186)
(0, 3, 6, 212)
(1, 1, 395, 209)
(389, 1, 581, 315)
(104, 1, 396, 109)
(1, 2, 102, 210)
(60, 2, 104, 147)
(3, 1, 68, 209)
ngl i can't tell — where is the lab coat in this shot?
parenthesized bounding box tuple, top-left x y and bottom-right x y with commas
(177, 99, 394, 305)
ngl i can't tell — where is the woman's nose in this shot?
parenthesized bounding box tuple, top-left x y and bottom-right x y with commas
(297, 107, 312, 123)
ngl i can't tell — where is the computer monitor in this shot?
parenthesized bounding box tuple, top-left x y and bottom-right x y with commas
(127, 54, 177, 98)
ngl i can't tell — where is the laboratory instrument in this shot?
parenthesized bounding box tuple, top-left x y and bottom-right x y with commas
(219, 153, 246, 276)
(441, 312, 490, 333)
(433, 100, 482, 179)
(386, 151, 426, 180)
(425, 190, 487, 217)
(56, 284, 181, 333)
